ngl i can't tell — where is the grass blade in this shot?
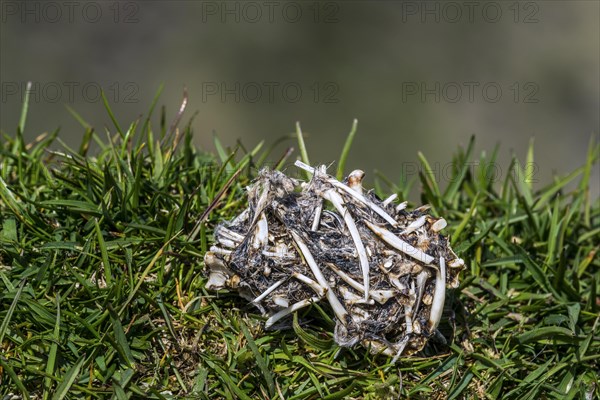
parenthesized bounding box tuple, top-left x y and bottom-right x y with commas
(0, 279, 26, 344)
(336, 118, 358, 180)
(43, 295, 61, 399)
(52, 355, 85, 400)
(101, 90, 124, 137)
(296, 121, 311, 179)
(18, 81, 32, 133)
(240, 321, 276, 397)
(94, 219, 113, 286)
(0, 356, 30, 398)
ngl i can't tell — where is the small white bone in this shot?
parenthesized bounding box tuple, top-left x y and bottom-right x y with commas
(396, 201, 408, 212)
(331, 180, 398, 226)
(265, 297, 320, 328)
(206, 271, 228, 290)
(382, 193, 398, 207)
(292, 272, 326, 297)
(364, 339, 396, 357)
(400, 216, 427, 235)
(290, 231, 348, 324)
(216, 238, 237, 248)
(265, 242, 294, 258)
(252, 279, 286, 304)
(413, 270, 429, 316)
(311, 166, 327, 231)
(325, 263, 394, 305)
(449, 258, 465, 268)
(272, 296, 289, 308)
(216, 226, 244, 243)
(431, 218, 447, 232)
(382, 259, 394, 271)
(311, 199, 323, 231)
(339, 286, 365, 304)
(347, 169, 365, 194)
(405, 282, 415, 335)
(261, 249, 295, 259)
(364, 221, 434, 265)
(370, 289, 397, 303)
(252, 212, 268, 249)
(323, 189, 371, 301)
(209, 245, 232, 256)
(325, 263, 364, 293)
(429, 256, 446, 330)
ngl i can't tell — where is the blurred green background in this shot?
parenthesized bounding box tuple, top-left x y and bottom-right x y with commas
(1, 1, 598, 198)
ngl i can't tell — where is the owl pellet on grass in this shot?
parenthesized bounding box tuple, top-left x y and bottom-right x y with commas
(203, 160, 464, 362)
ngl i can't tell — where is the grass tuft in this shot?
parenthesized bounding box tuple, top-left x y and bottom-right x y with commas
(1, 94, 599, 399)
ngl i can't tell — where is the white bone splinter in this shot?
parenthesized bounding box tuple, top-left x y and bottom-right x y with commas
(364, 220, 434, 265)
(252, 213, 268, 249)
(292, 272, 326, 297)
(252, 279, 286, 305)
(323, 189, 371, 302)
(209, 246, 232, 256)
(290, 231, 349, 324)
(326, 262, 393, 305)
(216, 226, 244, 243)
(431, 218, 447, 232)
(382, 193, 398, 207)
(265, 297, 321, 328)
(413, 270, 429, 316)
(311, 165, 327, 231)
(429, 256, 446, 330)
(401, 215, 427, 235)
(311, 200, 323, 231)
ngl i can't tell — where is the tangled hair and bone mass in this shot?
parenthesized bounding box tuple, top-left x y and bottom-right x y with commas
(204, 161, 464, 361)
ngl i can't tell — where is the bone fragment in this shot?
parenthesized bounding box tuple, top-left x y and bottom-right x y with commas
(265, 297, 320, 328)
(290, 231, 348, 324)
(323, 188, 371, 301)
(365, 221, 434, 264)
(429, 256, 446, 330)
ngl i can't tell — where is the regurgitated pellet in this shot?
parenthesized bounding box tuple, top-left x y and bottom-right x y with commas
(204, 161, 465, 362)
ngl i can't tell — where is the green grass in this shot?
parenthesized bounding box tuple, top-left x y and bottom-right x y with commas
(1, 92, 599, 399)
